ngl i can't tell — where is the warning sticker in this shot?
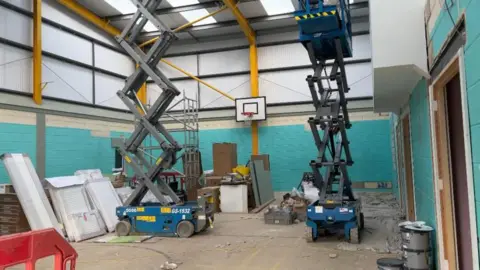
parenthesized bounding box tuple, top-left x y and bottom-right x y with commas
(315, 206, 323, 213)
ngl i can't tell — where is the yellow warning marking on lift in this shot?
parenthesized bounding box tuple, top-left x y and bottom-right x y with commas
(155, 157, 163, 165)
(326, 200, 334, 204)
(137, 207, 145, 212)
(137, 216, 156, 222)
(124, 156, 131, 163)
(294, 10, 337, 21)
(161, 207, 171, 214)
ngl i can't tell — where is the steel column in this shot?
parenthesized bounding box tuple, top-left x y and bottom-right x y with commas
(222, 0, 259, 154)
(33, 0, 42, 105)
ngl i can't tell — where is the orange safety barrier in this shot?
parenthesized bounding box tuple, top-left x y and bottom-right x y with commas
(0, 228, 77, 270)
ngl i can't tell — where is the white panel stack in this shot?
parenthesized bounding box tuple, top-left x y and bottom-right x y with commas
(46, 176, 106, 242)
(1, 153, 63, 236)
(85, 178, 122, 232)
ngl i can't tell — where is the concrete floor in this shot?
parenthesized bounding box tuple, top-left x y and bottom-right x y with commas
(22, 212, 398, 270)
(8, 192, 402, 270)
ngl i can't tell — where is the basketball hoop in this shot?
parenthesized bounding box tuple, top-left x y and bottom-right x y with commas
(241, 112, 254, 126)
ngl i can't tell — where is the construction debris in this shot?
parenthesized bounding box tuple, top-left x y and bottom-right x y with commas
(160, 261, 178, 270)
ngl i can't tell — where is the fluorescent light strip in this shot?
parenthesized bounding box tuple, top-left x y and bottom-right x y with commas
(260, 0, 295, 15)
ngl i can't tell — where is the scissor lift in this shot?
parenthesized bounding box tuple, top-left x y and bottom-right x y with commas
(111, 0, 213, 238)
(295, 0, 364, 243)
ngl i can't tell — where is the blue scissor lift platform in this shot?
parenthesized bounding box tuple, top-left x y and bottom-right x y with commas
(295, 0, 364, 243)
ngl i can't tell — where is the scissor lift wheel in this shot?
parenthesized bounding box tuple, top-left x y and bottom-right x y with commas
(304, 224, 316, 243)
(176, 220, 195, 238)
(349, 227, 359, 244)
(116, 220, 131, 237)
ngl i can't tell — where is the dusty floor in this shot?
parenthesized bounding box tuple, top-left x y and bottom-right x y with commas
(11, 192, 403, 270)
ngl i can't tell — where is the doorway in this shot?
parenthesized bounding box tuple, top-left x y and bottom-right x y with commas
(444, 73, 472, 270)
(401, 114, 415, 221)
(432, 56, 477, 269)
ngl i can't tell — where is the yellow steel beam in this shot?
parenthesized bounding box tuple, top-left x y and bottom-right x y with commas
(139, 6, 228, 48)
(249, 44, 259, 154)
(221, 0, 255, 45)
(33, 0, 42, 105)
(161, 59, 234, 101)
(57, 0, 121, 36)
(56, 0, 235, 102)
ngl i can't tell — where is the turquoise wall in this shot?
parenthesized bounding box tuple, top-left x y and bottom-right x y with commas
(45, 127, 115, 177)
(257, 119, 393, 191)
(409, 80, 437, 261)
(0, 123, 36, 184)
(0, 118, 393, 193)
(430, 0, 480, 262)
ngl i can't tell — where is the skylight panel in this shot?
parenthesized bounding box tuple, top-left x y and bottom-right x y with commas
(104, 0, 158, 31)
(166, 0, 217, 26)
(260, 0, 295, 15)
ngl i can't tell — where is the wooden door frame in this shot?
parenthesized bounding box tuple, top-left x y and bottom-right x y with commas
(394, 123, 406, 211)
(401, 113, 416, 221)
(429, 49, 478, 270)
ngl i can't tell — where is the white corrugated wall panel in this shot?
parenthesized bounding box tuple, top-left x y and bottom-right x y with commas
(258, 43, 310, 70)
(43, 24, 92, 65)
(42, 57, 93, 103)
(199, 49, 249, 75)
(167, 38, 248, 55)
(0, 44, 32, 93)
(42, 0, 117, 47)
(157, 55, 198, 79)
(0, 7, 32, 46)
(94, 44, 133, 76)
(200, 75, 249, 108)
(258, 34, 372, 70)
(94, 73, 127, 110)
(350, 34, 372, 60)
(146, 80, 197, 111)
(260, 62, 373, 104)
(259, 69, 312, 104)
(3, 0, 31, 10)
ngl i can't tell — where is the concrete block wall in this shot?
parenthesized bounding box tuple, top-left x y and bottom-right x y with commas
(0, 109, 36, 182)
(0, 108, 394, 193)
(409, 79, 437, 252)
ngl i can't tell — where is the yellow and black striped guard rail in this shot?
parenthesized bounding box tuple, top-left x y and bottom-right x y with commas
(295, 10, 337, 21)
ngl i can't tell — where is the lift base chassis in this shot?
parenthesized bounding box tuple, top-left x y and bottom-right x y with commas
(115, 196, 214, 238)
(305, 200, 363, 243)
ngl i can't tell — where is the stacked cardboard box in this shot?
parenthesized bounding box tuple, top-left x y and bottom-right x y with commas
(0, 193, 30, 236)
(212, 143, 237, 176)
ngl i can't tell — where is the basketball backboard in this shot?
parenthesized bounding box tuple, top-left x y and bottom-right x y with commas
(235, 96, 267, 122)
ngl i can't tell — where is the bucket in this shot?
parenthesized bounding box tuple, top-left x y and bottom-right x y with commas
(233, 165, 250, 177)
(401, 224, 433, 251)
(377, 258, 404, 270)
(402, 249, 432, 270)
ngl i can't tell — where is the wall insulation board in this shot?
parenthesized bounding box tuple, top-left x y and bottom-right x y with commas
(0, 153, 62, 235)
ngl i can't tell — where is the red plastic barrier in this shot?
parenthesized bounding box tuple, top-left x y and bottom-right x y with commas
(0, 228, 77, 270)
